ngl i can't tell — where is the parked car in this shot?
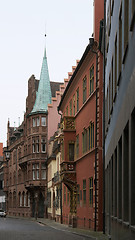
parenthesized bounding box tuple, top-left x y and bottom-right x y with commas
(0, 209, 6, 217)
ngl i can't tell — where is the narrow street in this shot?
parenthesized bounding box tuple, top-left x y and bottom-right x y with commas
(0, 218, 93, 240)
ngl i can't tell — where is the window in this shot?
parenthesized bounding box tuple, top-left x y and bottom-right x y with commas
(36, 139, 39, 153)
(111, 0, 114, 15)
(32, 139, 36, 153)
(111, 57, 113, 110)
(114, 148, 117, 217)
(118, 137, 122, 219)
(73, 94, 75, 115)
(76, 135, 79, 158)
(19, 193, 22, 207)
(69, 143, 74, 161)
(37, 117, 40, 126)
(123, 123, 129, 222)
(114, 35, 117, 101)
(82, 128, 87, 154)
(77, 184, 80, 204)
(37, 164, 39, 180)
(88, 122, 94, 150)
(24, 193, 26, 207)
(76, 88, 79, 112)
(41, 117, 46, 126)
(118, 5, 122, 83)
(83, 179, 86, 204)
(130, 0, 135, 30)
(131, 109, 135, 224)
(90, 65, 94, 95)
(41, 138, 46, 153)
(89, 177, 93, 206)
(33, 118, 36, 127)
(69, 99, 72, 116)
(32, 163, 39, 180)
(123, 0, 129, 60)
(41, 163, 46, 179)
(83, 76, 87, 103)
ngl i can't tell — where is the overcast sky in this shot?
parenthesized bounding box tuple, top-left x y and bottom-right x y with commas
(0, 0, 93, 147)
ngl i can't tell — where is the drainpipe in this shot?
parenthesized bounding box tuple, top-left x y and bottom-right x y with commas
(103, 0, 106, 234)
(89, 38, 98, 232)
(57, 108, 63, 224)
(60, 182, 63, 224)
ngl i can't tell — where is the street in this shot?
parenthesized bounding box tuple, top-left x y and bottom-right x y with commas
(0, 218, 93, 240)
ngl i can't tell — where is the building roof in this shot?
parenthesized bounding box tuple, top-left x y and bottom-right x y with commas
(31, 47, 52, 114)
(58, 40, 98, 111)
(50, 81, 63, 98)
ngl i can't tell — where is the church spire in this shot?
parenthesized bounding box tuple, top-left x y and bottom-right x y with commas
(31, 42, 52, 114)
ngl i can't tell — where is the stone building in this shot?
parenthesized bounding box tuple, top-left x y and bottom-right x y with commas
(3, 47, 62, 218)
(105, 0, 135, 239)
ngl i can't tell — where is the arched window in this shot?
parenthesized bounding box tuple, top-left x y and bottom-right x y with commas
(22, 192, 24, 207)
(13, 191, 16, 208)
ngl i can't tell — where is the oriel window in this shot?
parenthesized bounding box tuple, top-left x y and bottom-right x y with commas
(41, 163, 46, 179)
(41, 117, 46, 126)
(33, 118, 36, 127)
(41, 138, 46, 153)
(37, 117, 40, 126)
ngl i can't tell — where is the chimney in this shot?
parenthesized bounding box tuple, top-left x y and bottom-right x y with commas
(93, 0, 104, 42)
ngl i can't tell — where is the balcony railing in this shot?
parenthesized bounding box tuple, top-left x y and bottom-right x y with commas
(62, 116, 75, 131)
(24, 179, 46, 189)
(53, 171, 60, 183)
(61, 161, 76, 173)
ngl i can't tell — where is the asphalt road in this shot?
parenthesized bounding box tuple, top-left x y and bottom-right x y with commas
(0, 217, 92, 240)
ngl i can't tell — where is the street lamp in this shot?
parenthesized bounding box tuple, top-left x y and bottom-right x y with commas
(4, 148, 10, 161)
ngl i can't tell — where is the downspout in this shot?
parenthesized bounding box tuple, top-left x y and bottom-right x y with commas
(89, 39, 98, 232)
(103, 0, 106, 234)
(58, 108, 63, 224)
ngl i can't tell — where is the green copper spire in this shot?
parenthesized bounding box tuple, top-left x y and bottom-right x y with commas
(31, 47, 52, 114)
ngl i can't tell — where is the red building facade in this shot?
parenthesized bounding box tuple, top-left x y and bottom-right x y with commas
(58, 0, 104, 231)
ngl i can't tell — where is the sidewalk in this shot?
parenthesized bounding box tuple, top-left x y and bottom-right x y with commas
(36, 218, 109, 240)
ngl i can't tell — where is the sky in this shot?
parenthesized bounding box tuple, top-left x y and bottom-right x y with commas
(0, 0, 94, 147)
